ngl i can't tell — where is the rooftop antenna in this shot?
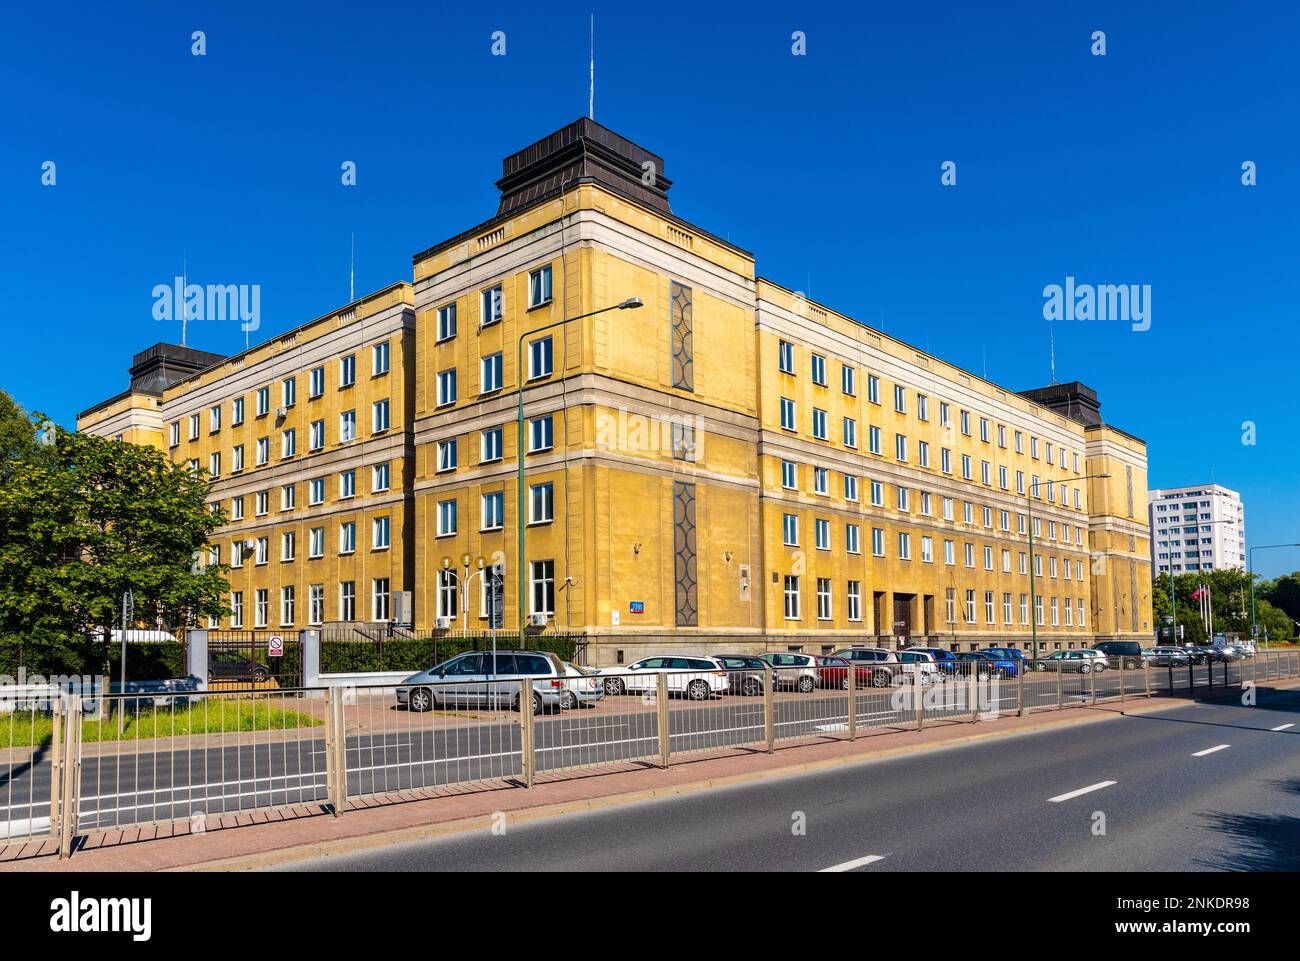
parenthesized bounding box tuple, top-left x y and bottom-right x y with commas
(350, 232, 355, 303)
(982, 345, 988, 380)
(588, 15, 595, 120)
(1048, 319, 1059, 385)
(181, 256, 188, 347)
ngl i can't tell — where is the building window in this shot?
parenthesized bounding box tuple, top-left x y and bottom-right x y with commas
(893, 384, 906, 413)
(481, 353, 503, 393)
(867, 375, 880, 404)
(529, 265, 553, 308)
(309, 366, 325, 398)
(815, 518, 830, 550)
(872, 527, 885, 557)
(671, 423, 696, 461)
(780, 398, 796, 431)
(281, 531, 296, 562)
(340, 354, 356, 388)
(437, 439, 458, 473)
(309, 585, 324, 626)
(372, 399, 390, 433)
(372, 340, 390, 375)
(437, 498, 457, 536)
(282, 377, 296, 408)
(782, 460, 797, 489)
(340, 410, 356, 443)
(230, 591, 243, 628)
(529, 415, 554, 452)
(309, 419, 325, 451)
(810, 353, 826, 386)
(309, 478, 324, 505)
(481, 427, 503, 463)
(529, 336, 553, 379)
(339, 521, 356, 554)
(847, 581, 861, 621)
(372, 462, 390, 492)
(437, 570, 458, 620)
(481, 491, 504, 531)
(339, 582, 356, 622)
(373, 578, 391, 621)
(814, 467, 828, 495)
(530, 560, 555, 615)
(530, 482, 554, 524)
(437, 303, 457, 341)
(309, 527, 324, 559)
(481, 285, 503, 326)
(842, 365, 856, 396)
(373, 515, 390, 549)
(778, 340, 795, 374)
(846, 524, 861, 554)
(339, 470, 355, 499)
(255, 589, 269, 628)
(782, 513, 799, 546)
(279, 586, 295, 626)
(437, 369, 457, 407)
(816, 578, 832, 620)
(783, 575, 800, 619)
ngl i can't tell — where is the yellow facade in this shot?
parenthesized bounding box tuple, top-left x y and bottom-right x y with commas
(80, 118, 1152, 660)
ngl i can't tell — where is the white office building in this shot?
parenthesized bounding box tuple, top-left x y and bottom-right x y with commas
(1148, 484, 1246, 574)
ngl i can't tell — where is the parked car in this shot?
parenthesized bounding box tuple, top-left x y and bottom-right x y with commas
(897, 650, 941, 685)
(397, 650, 567, 714)
(1186, 646, 1224, 665)
(984, 647, 1031, 675)
(560, 662, 605, 709)
(1216, 646, 1244, 662)
(816, 655, 878, 690)
(1146, 646, 1191, 667)
(1034, 650, 1101, 673)
(597, 655, 729, 700)
(1077, 650, 1110, 671)
(908, 646, 961, 677)
(1093, 641, 1146, 670)
(713, 654, 772, 696)
(832, 648, 899, 687)
(955, 650, 1018, 678)
(757, 652, 821, 693)
(207, 650, 270, 684)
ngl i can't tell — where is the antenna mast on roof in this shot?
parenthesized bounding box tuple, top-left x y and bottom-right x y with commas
(181, 256, 188, 347)
(589, 15, 595, 120)
(350, 232, 356, 303)
(1049, 320, 1059, 385)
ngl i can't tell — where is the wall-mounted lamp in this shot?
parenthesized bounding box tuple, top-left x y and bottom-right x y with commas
(632, 543, 642, 555)
(724, 550, 733, 563)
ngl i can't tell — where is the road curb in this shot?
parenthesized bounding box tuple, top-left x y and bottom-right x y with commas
(178, 694, 1198, 872)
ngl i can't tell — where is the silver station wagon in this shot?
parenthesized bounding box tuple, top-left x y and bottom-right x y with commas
(397, 650, 567, 715)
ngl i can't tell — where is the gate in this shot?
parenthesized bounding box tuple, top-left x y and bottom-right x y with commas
(196, 630, 304, 688)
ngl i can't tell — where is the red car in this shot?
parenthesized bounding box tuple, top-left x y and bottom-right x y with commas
(816, 655, 878, 690)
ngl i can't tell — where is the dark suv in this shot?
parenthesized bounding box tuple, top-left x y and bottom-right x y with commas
(1092, 641, 1146, 670)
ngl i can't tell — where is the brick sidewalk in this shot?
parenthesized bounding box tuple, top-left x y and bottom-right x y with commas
(8, 684, 1270, 873)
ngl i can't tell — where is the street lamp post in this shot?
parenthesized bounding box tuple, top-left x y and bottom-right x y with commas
(515, 296, 643, 639)
(1249, 543, 1300, 648)
(1028, 473, 1109, 660)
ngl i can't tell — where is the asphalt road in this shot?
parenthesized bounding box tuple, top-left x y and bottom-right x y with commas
(0, 661, 1271, 842)
(271, 686, 1300, 872)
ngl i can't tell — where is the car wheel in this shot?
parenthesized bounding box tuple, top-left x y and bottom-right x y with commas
(1036, 663, 1047, 672)
(687, 679, 710, 701)
(562, 691, 578, 710)
(604, 678, 625, 696)
(409, 687, 434, 713)
(872, 671, 890, 688)
(840, 676, 851, 690)
(743, 677, 762, 697)
(1080, 663, 1092, 675)
(797, 675, 815, 694)
(252, 667, 270, 683)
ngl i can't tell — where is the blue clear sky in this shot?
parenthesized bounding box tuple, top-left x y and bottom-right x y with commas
(3, 1, 1298, 574)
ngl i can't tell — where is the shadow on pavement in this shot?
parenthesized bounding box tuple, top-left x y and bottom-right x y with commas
(1195, 779, 1300, 871)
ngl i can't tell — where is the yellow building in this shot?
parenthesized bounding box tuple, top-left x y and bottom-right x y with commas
(79, 118, 1152, 661)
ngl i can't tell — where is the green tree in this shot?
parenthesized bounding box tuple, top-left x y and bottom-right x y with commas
(1258, 572, 1300, 625)
(0, 388, 39, 484)
(0, 420, 229, 675)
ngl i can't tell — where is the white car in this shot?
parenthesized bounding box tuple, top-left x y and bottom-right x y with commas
(1077, 650, 1109, 671)
(560, 662, 605, 709)
(756, 652, 820, 692)
(897, 650, 942, 685)
(598, 655, 729, 700)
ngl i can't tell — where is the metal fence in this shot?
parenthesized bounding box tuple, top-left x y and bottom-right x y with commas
(2, 649, 1297, 859)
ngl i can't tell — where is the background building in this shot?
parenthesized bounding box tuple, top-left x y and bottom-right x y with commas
(79, 118, 1154, 661)
(1148, 484, 1246, 574)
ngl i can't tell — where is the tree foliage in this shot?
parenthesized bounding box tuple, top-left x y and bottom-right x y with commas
(0, 417, 229, 673)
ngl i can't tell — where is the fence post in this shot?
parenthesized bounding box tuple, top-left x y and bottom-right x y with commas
(300, 629, 321, 692)
(1089, 663, 1097, 705)
(1144, 658, 1151, 699)
(324, 686, 344, 816)
(763, 666, 775, 753)
(914, 674, 924, 731)
(846, 662, 857, 740)
(48, 695, 63, 839)
(520, 677, 535, 788)
(657, 672, 670, 769)
(969, 663, 979, 722)
(1016, 660, 1025, 716)
(1187, 658, 1194, 693)
(1119, 658, 1126, 703)
(186, 629, 209, 692)
(1056, 664, 1063, 709)
(58, 694, 81, 860)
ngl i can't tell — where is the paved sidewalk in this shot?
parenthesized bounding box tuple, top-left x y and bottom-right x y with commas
(6, 680, 1285, 873)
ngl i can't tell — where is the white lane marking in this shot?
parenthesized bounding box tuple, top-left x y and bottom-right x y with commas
(1192, 744, 1230, 757)
(1048, 780, 1116, 803)
(0, 816, 50, 838)
(820, 854, 886, 872)
(1271, 723, 1295, 732)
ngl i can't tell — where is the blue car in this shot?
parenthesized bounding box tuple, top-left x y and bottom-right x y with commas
(957, 650, 1019, 678)
(983, 647, 1029, 677)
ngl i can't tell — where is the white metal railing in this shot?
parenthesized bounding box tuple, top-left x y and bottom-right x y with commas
(2, 650, 1297, 859)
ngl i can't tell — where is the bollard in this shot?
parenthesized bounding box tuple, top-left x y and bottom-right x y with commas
(657, 672, 670, 769)
(1016, 659, 1025, 716)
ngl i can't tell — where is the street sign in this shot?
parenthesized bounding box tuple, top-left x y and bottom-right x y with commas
(268, 635, 284, 658)
(629, 601, 645, 614)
